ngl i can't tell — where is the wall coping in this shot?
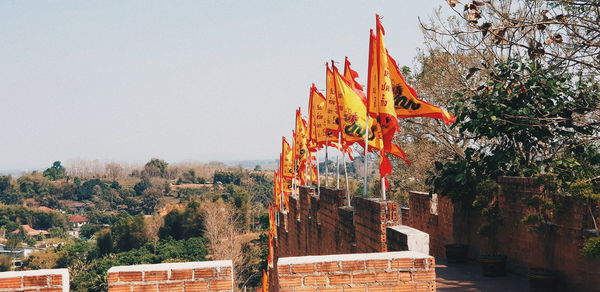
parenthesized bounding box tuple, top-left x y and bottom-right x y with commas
(107, 260, 232, 273)
(278, 251, 430, 265)
(0, 268, 69, 278)
(388, 225, 427, 236)
(0, 268, 69, 292)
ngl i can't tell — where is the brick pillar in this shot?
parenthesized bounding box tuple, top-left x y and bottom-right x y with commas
(353, 197, 400, 253)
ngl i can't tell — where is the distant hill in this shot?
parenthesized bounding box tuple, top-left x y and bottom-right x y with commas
(224, 159, 278, 171)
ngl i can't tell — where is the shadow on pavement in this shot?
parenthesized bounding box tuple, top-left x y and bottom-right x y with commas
(436, 258, 529, 292)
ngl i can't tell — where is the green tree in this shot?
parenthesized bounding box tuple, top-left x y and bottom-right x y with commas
(96, 229, 113, 256)
(158, 201, 204, 240)
(43, 161, 66, 181)
(143, 158, 169, 178)
(111, 215, 148, 252)
(429, 57, 600, 203)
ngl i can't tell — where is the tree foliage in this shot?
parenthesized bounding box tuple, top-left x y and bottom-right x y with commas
(429, 57, 600, 203)
(43, 161, 66, 181)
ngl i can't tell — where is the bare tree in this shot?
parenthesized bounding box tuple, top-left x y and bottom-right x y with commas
(105, 162, 124, 181)
(422, 0, 600, 75)
(200, 200, 242, 263)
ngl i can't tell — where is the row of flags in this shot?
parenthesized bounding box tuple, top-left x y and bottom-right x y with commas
(261, 15, 455, 292)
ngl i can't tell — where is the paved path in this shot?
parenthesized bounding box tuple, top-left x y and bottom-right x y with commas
(436, 258, 529, 292)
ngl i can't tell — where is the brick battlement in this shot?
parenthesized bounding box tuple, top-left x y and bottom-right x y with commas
(277, 251, 435, 291)
(107, 261, 233, 292)
(0, 268, 68, 292)
(272, 186, 434, 291)
(277, 187, 407, 257)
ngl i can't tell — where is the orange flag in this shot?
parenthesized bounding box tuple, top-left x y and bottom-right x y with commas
(293, 108, 309, 185)
(333, 65, 408, 163)
(273, 170, 281, 210)
(267, 230, 274, 268)
(308, 84, 328, 150)
(388, 54, 455, 124)
(262, 270, 269, 292)
(371, 17, 454, 124)
(308, 151, 318, 184)
(344, 56, 364, 93)
(269, 204, 277, 239)
(332, 65, 371, 146)
(325, 65, 341, 135)
(367, 16, 410, 176)
(281, 137, 293, 178)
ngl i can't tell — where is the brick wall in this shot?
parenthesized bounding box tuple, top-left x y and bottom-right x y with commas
(276, 251, 435, 291)
(107, 260, 234, 292)
(276, 187, 403, 258)
(404, 192, 458, 258)
(404, 176, 600, 291)
(0, 268, 68, 292)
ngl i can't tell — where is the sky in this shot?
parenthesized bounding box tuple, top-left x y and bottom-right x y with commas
(0, 1, 447, 171)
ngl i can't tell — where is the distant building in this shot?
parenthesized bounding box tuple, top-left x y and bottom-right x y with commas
(68, 228, 80, 238)
(11, 225, 50, 237)
(69, 215, 88, 228)
(37, 206, 55, 212)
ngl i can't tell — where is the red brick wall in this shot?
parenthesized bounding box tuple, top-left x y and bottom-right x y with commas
(277, 251, 435, 291)
(404, 192, 457, 257)
(0, 268, 68, 292)
(276, 187, 401, 258)
(404, 176, 600, 291)
(107, 260, 234, 292)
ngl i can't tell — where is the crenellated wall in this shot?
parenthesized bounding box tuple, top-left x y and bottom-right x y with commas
(272, 186, 434, 292)
(403, 176, 600, 292)
(276, 187, 408, 257)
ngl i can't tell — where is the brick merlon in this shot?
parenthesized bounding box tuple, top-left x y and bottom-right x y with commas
(278, 251, 430, 266)
(107, 260, 232, 273)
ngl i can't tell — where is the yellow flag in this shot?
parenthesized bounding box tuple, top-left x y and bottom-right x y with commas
(388, 54, 455, 124)
(325, 65, 341, 134)
(332, 65, 380, 147)
(293, 108, 309, 184)
(334, 64, 408, 163)
(262, 270, 269, 292)
(273, 170, 281, 210)
(281, 137, 293, 178)
(308, 84, 328, 149)
(368, 20, 398, 134)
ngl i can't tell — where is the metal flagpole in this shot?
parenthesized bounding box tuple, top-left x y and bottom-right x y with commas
(381, 175, 386, 200)
(336, 132, 341, 189)
(324, 144, 329, 187)
(343, 150, 350, 207)
(363, 118, 369, 197)
(316, 154, 320, 196)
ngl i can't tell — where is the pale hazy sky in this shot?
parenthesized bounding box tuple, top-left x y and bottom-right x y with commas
(1, 1, 447, 170)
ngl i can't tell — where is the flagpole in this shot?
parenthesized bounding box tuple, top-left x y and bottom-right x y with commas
(364, 118, 369, 197)
(324, 143, 329, 187)
(381, 175, 386, 201)
(343, 150, 350, 207)
(316, 154, 321, 196)
(336, 132, 341, 189)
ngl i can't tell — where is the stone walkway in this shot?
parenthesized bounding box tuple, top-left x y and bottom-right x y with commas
(436, 258, 529, 291)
